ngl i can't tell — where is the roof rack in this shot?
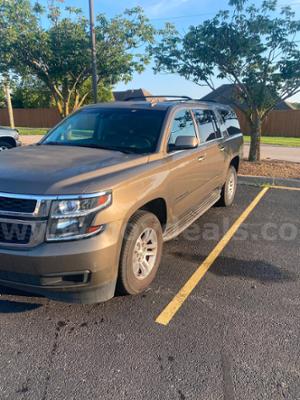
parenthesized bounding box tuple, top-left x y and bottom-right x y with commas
(200, 99, 217, 103)
(124, 95, 193, 102)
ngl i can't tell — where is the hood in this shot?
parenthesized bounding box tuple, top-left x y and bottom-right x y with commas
(0, 126, 18, 137)
(0, 145, 148, 195)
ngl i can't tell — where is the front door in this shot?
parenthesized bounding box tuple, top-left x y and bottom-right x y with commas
(165, 108, 212, 220)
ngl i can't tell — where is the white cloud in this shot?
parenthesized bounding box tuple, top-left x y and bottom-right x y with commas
(145, 0, 191, 17)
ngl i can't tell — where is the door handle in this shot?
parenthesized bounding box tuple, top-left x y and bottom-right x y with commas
(219, 145, 225, 152)
(198, 154, 206, 162)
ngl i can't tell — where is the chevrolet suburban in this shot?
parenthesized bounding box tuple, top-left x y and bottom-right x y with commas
(0, 97, 243, 303)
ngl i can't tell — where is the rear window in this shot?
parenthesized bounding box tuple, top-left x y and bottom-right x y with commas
(218, 109, 242, 136)
(43, 108, 166, 154)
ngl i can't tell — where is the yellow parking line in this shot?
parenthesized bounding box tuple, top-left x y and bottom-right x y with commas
(267, 185, 300, 192)
(155, 187, 269, 326)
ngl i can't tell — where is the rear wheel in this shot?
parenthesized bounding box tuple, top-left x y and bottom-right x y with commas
(218, 165, 237, 207)
(117, 210, 163, 295)
(0, 140, 13, 151)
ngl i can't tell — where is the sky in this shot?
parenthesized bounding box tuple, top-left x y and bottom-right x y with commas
(34, 0, 300, 101)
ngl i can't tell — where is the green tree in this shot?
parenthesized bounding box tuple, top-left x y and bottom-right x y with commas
(0, 0, 155, 117)
(152, 0, 300, 161)
(80, 79, 114, 104)
(9, 76, 113, 109)
(11, 76, 52, 108)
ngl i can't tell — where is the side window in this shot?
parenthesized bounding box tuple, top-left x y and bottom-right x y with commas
(193, 109, 221, 143)
(218, 108, 241, 136)
(168, 109, 197, 150)
(213, 111, 222, 138)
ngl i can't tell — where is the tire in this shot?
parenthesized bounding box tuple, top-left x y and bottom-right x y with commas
(217, 165, 237, 207)
(0, 140, 13, 151)
(117, 210, 163, 295)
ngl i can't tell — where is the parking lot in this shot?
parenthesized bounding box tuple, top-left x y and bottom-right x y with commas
(0, 184, 299, 400)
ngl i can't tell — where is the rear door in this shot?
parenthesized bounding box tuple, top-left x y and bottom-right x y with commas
(192, 108, 226, 192)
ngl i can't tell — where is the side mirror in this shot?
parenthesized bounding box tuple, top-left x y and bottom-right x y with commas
(173, 135, 199, 150)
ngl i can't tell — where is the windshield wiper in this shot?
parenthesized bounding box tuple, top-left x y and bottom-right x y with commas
(39, 141, 141, 154)
(99, 146, 138, 154)
(39, 141, 73, 146)
(72, 144, 139, 154)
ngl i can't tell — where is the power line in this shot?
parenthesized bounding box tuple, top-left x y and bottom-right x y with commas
(279, 1, 300, 5)
(149, 1, 300, 22)
(149, 12, 215, 21)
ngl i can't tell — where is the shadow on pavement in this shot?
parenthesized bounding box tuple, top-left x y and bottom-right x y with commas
(212, 257, 297, 283)
(0, 285, 42, 298)
(170, 252, 297, 283)
(0, 300, 42, 313)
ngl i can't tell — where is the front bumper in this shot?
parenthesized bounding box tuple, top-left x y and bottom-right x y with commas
(0, 220, 124, 304)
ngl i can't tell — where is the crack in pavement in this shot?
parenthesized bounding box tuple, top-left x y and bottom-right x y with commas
(41, 318, 67, 400)
(221, 351, 235, 400)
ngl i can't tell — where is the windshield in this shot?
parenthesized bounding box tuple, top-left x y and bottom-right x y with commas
(42, 108, 166, 154)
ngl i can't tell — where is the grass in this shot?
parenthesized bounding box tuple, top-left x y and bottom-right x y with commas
(243, 135, 300, 147)
(17, 127, 49, 135)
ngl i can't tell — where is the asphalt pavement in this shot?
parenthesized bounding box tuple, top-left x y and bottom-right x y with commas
(0, 184, 299, 400)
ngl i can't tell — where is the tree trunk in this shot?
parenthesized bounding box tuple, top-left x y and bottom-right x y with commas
(248, 112, 262, 162)
(3, 81, 15, 128)
(51, 86, 89, 119)
(62, 80, 69, 118)
(63, 99, 69, 118)
(52, 96, 68, 119)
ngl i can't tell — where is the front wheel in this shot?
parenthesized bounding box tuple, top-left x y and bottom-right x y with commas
(218, 165, 237, 207)
(117, 210, 163, 295)
(0, 140, 13, 151)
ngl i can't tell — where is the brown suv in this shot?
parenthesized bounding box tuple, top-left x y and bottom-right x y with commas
(0, 97, 243, 303)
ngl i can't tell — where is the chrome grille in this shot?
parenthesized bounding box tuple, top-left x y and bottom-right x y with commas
(0, 222, 32, 244)
(0, 218, 47, 248)
(0, 196, 37, 214)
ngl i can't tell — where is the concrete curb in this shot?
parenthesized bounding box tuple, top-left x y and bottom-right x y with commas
(238, 174, 300, 188)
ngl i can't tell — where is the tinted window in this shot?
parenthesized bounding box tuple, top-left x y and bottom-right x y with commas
(218, 108, 241, 136)
(168, 109, 197, 149)
(43, 108, 166, 154)
(56, 112, 97, 141)
(193, 109, 221, 142)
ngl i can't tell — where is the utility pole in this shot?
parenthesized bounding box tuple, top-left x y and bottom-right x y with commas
(89, 0, 98, 103)
(3, 79, 15, 128)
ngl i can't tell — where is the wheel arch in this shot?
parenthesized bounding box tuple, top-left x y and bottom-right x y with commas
(0, 136, 16, 148)
(139, 198, 168, 231)
(230, 155, 240, 172)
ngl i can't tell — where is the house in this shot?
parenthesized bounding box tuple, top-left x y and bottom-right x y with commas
(200, 84, 294, 110)
(113, 88, 153, 102)
(113, 89, 166, 103)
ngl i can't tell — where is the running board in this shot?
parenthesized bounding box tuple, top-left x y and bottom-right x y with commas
(163, 189, 221, 242)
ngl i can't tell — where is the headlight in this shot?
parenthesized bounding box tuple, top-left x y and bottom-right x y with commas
(46, 192, 112, 241)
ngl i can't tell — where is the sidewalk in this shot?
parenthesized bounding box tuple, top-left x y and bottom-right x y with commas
(244, 143, 300, 162)
(20, 135, 43, 146)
